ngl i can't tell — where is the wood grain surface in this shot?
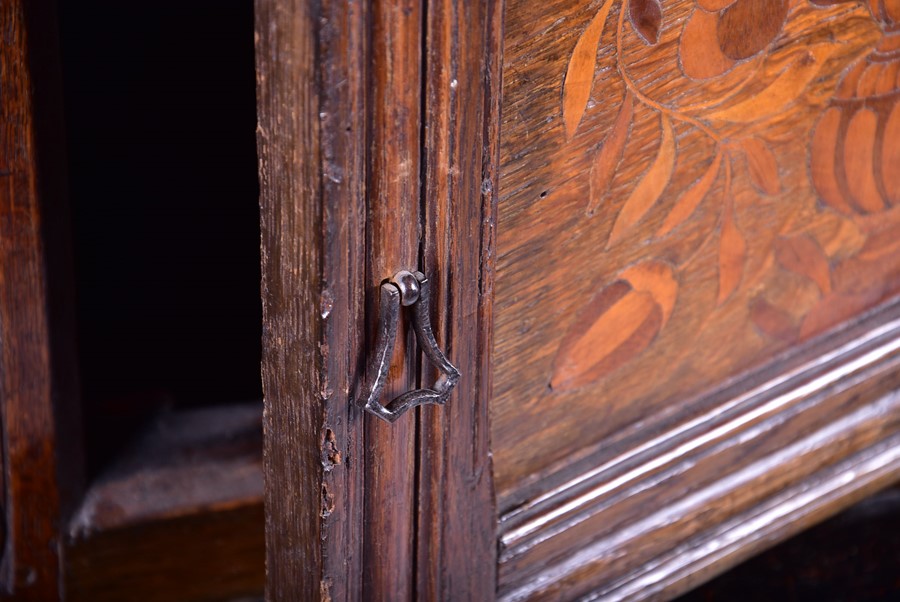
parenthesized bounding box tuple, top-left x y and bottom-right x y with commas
(257, 0, 503, 597)
(0, 0, 75, 597)
(364, 0, 423, 596)
(256, 0, 367, 598)
(417, 0, 503, 599)
(494, 0, 900, 504)
(497, 300, 900, 598)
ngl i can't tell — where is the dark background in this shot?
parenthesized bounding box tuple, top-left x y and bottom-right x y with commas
(56, 0, 260, 479)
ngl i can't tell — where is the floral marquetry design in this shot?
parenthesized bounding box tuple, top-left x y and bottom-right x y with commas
(551, 0, 900, 388)
(494, 0, 897, 492)
(680, 0, 789, 79)
(811, 1, 900, 215)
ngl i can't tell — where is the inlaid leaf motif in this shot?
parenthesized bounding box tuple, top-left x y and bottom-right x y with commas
(799, 290, 881, 340)
(843, 108, 884, 212)
(717, 0, 788, 61)
(707, 45, 833, 123)
(741, 138, 780, 195)
(628, 0, 663, 46)
(774, 235, 832, 295)
(750, 296, 799, 342)
(607, 113, 676, 247)
(562, 0, 615, 139)
(811, 107, 854, 215)
(619, 261, 678, 326)
(550, 262, 673, 391)
(821, 216, 866, 261)
(680, 9, 735, 80)
(657, 151, 722, 236)
(718, 204, 746, 304)
(587, 92, 634, 216)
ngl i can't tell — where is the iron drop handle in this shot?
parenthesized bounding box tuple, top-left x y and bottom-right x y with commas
(360, 270, 460, 423)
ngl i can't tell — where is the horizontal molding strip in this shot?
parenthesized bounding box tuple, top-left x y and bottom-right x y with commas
(500, 304, 900, 554)
(500, 392, 900, 600)
(588, 435, 900, 601)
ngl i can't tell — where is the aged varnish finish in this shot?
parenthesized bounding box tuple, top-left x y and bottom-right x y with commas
(490, 0, 900, 597)
(255, 0, 900, 599)
(5, 0, 900, 599)
(494, 0, 899, 497)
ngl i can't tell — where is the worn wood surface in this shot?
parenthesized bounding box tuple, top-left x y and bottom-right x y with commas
(258, 0, 503, 597)
(417, 0, 503, 599)
(364, 0, 423, 596)
(0, 0, 73, 597)
(259, 0, 900, 598)
(256, 0, 367, 599)
(494, 0, 900, 499)
(492, 0, 900, 598)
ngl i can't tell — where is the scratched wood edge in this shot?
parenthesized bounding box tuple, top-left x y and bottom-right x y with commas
(255, 0, 366, 599)
(0, 0, 69, 598)
(494, 307, 900, 598)
(417, 0, 503, 599)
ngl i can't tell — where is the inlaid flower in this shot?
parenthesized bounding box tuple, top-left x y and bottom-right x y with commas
(810, 1, 900, 214)
(680, 0, 789, 80)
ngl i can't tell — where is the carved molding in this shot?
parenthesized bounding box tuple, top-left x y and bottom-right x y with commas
(498, 299, 900, 599)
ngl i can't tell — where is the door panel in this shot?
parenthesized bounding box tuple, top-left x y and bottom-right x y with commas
(492, 0, 900, 597)
(257, 0, 900, 599)
(494, 0, 899, 502)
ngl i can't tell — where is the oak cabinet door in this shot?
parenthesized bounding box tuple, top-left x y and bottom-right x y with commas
(257, 0, 900, 599)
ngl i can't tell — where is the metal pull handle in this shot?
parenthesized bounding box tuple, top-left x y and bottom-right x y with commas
(360, 270, 460, 423)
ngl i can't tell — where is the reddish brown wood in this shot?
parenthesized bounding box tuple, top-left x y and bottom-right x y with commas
(257, 0, 502, 597)
(494, 0, 900, 506)
(417, 0, 503, 599)
(65, 504, 264, 602)
(0, 0, 70, 597)
(364, 0, 423, 597)
(258, 0, 900, 599)
(490, 0, 900, 598)
(256, 0, 367, 599)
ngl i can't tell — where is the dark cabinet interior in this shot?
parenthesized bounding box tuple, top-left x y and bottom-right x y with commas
(12, 2, 268, 600)
(57, 0, 261, 479)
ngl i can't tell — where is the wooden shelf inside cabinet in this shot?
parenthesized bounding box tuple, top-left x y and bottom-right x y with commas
(64, 403, 264, 602)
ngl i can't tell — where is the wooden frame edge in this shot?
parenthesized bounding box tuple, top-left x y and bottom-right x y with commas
(497, 336, 900, 598)
(255, 0, 367, 598)
(417, 0, 504, 598)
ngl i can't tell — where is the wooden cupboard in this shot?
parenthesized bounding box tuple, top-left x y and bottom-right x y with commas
(3, 0, 900, 599)
(256, 0, 900, 599)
